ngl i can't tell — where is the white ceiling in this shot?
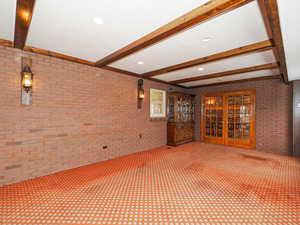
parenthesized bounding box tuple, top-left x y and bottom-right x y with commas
(277, 0, 300, 81)
(0, 0, 16, 41)
(26, 0, 208, 62)
(0, 0, 293, 86)
(181, 68, 280, 87)
(153, 50, 276, 82)
(111, 1, 268, 74)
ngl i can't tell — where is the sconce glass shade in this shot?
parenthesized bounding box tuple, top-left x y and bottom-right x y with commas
(22, 73, 33, 88)
(21, 65, 33, 92)
(138, 88, 145, 99)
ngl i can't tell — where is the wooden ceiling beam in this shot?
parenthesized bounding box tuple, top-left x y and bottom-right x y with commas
(14, 0, 36, 49)
(170, 62, 279, 84)
(187, 75, 281, 88)
(95, 0, 254, 67)
(257, 0, 288, 83)
(0, 38, 184, 88)
(143, 40, 273, 77)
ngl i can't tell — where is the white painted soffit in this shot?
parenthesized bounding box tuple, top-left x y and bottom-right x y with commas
(181, 69, 280, 87)
(111, 1, 269, 74)
(277, 0, 300, 81)
(0, 0, 16, 41)
(27, 0, 208, 62)
(153, 50, 275, 82)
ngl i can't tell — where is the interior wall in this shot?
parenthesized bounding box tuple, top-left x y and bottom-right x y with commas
(0, 46, 185, 186)
(292, 80, 300, 157)
(189, 79, 292, 155)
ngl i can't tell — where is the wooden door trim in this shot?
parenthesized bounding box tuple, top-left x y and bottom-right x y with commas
(201, 90, 256, 148)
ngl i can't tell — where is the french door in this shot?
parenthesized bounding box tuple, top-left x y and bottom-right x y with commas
(202, 90, 256, 149)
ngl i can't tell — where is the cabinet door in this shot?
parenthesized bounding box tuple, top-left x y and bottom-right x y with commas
(202, 95, 225, 145)
(226, 92, 255, 148)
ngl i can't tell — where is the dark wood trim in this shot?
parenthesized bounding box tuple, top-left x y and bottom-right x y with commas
(0, 38, 183, 88)
(170, 63, 279, 84)
(0, 39, 13, 47)
(101, 66, 141, 78)
(24, 45, 95, 66)
(95, 0, 254, 66)
(143, 40, 273, 77)
(101, 65, 185, 88)
(14, 0, 36, 49)
(257, 0, 288, 83)
(187, 75, 281, 89)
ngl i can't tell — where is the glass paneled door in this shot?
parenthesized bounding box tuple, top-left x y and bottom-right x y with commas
(226, 91, 255, 148)
(202, 91, 256, 149)
(202, 95, 225, 145)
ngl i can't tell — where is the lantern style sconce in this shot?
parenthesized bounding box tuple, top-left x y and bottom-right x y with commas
(22, 65, 33, 92)
(137, 79, 144, 109)
(21, 64, 33, 105)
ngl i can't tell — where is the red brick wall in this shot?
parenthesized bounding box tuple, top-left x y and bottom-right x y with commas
(189, 79, 292, 155)
(0, 46, 184, 186)
(0, 45, 292, 186)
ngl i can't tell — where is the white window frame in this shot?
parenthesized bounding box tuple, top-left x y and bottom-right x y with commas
(150, 88, 167, 119)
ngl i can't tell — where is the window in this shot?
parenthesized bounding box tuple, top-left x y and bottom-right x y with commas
(150, 88, 166, 118)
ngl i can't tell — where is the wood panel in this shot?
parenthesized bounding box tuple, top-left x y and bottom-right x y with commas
(95, 0, 254, 66)
(167, 92, 195, 146)
(171, 63, 279, 84)
(14, 0, 36, 49)
(143, 40, 273, 77)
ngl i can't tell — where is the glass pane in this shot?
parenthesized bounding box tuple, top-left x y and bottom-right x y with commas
(204, 96, 223, 138)
(228, 94, 252, 140)
(168, 96, 175, 121)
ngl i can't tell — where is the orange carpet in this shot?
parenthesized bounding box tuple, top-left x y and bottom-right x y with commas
(1, 142, 300, 224)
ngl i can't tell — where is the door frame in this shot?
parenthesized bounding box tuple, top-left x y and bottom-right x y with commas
(200, 90, 256, 149)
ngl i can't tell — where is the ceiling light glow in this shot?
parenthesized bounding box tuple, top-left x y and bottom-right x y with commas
(93, 17, 104, 25)
(202, 37, 212, 42)
(198, 67, 204, 71)
(21, 10, 30, 22)
(137, 61, 144, 65)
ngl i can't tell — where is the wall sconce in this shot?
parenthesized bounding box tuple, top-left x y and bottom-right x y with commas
(21, 64, 33, 105)
(137, 79, 144, 109)
(21, 66, 33, 92)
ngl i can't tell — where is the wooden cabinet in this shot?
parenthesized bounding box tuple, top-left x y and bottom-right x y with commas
(167, 92, 195, 146)
(201, 90, 256, 149)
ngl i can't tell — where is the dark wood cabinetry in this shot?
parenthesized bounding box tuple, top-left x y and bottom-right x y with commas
(167, 92, 195, 146)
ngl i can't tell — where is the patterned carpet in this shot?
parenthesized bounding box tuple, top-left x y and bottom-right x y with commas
(1, 142, 300, 224)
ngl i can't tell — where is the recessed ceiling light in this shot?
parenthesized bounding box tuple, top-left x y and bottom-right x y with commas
(198, 67, 204, 71)
(202, 37, 212, 42)
(93, 17, 103, 25)
(137, 61, 144, 65)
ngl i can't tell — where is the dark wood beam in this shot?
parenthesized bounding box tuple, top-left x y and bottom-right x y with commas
(101, 66, 185, 88)
(14, 0, 36, 49)
(187, 75, 281, 88)
(24, 45, 95, 66)
(258, 0, 288, 83)
(143, 40, 273, 77)
(95, 0, 254, 66)
(0, 39, 13, 47)
(0, 38, 184, 88)
(170, 62, 279, 84)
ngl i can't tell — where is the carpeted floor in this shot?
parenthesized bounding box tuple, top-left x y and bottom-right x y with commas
(1, 142, 300, 224)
